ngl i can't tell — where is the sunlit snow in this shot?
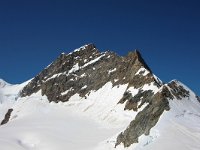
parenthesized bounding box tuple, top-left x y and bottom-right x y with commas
(0, 80, 200, 150)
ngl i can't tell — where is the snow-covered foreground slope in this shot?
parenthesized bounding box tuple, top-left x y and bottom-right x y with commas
(0, 79, 200, 150)
(0, 93, 121, 150)
(0, 79, 30, 122)
(0, 82, 123, 150)
(98, 101, 200, 150)
(96, 83, 200, 150)
(0, 81, 135, 150)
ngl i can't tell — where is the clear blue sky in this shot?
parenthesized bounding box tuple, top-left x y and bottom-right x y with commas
(0, 0, 199, 95)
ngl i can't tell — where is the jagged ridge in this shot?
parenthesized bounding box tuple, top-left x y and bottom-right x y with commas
(21, 44, 160, 103)
(19, 44, 199, 148)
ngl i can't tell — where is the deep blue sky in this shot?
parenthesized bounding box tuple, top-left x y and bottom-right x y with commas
(0, 0, 199, 95)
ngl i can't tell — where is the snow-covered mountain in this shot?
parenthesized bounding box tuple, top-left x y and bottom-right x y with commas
(0, 44, 200, 150)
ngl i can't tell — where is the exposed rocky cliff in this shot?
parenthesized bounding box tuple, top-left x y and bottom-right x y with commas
(20, 44, 198, 148)
(115, 82, 191, 147)
(21, 44, 160, 103)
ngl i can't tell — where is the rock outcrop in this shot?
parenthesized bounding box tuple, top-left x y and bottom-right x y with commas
(115, 81, 192, 147)
(20, 44, 197, 148)
(1, 108, 13, 125)
(21, 44, 160, 103)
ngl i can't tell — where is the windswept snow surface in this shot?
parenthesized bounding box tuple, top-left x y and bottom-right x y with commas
(95, 83, 200, 150)
(0, 92, 121, 150)
(0, 80, 200, 150)
(0, 81, 135, 150)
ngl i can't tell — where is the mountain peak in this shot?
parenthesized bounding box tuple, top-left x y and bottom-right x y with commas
(71, 43, 97, 54)
(127, 50, 152, 73)
(21, 44, 161, 101)
(59, 43, 100, 62)
(2, 44, 200, 150)
(0, 79, 10, 88)
(133, 49, 141, 56)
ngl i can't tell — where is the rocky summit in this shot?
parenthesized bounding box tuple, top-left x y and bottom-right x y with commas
(0, 44, 199, 150)
(20, 44, 198, 148)
(21, 44, 160, 103)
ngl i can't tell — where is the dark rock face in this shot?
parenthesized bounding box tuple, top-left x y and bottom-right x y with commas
(21, 44, 160, 103)
(115, 86, 171, 147)
(115, 81, 191, 147)
(1, 108, 13, 125)
(119, 90, 154, 111)
(19, 44, 193, 148)
(167, 80, 190, 99)
(118, 91, 139, 111)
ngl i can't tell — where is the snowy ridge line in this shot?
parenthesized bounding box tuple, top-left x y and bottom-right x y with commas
(67, 44, 94, 55)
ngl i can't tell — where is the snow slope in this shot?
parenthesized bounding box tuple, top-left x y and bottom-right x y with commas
(0, 79, 30, 123)
(0, 81, 134, 150)
(0, 92, 121, 150)
(0, 79, 200, 150)
(95, 82, 200, 150)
